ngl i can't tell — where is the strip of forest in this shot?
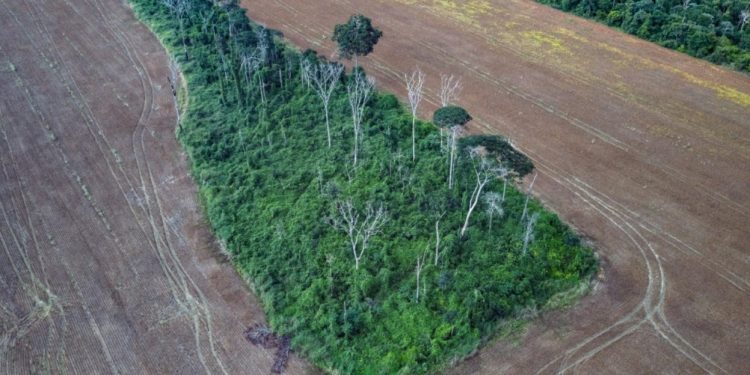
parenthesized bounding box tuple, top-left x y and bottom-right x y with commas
(129, 0, 597, 373)
(537, 0, 750, 72)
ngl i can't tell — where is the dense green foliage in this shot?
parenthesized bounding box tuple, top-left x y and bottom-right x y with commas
(130, 0, 596, 373)
(537, 0, 750, 72)
(433, 105, 473, 128)
(332, 14, 383, 61)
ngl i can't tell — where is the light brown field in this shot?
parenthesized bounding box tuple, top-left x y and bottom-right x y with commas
(0, 0, 313, 373)
(242, 0, 750, 373)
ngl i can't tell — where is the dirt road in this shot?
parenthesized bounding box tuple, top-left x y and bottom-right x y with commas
(242, 0, 750, 373)
(0, 0, 311, 373)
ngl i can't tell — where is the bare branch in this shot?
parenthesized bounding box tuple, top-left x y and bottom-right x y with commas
(405, 67, 426, 160)
(520, 173, 538, 223)
(415, 250, 427, 302)
(162, 0, 191, 59)
(304, 60, 344, 148)
(255, 26, 270, 105)
(439, 74, 462, 107)
(447, 125, 464, 189)
(484, 191, 504, 232)
(460, 149, 506, 237)
(434, 212, 445, 266)
(522, 213, 539, 256)
(361, 202, 387, 254)
(199, 9, 215, 35)
(255, 26, 269, 63)
(329, 199, 387, 269)
(300, 59, 312, 88)
(347, 72, 376, 166)
(240, 51, 260, 85)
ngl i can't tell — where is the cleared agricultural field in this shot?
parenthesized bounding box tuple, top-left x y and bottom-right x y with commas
(242, 0, 750, 373)
(0, 0, 311, 373)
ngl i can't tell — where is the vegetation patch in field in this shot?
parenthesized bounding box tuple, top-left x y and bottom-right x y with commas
(129, 0, 597, 373)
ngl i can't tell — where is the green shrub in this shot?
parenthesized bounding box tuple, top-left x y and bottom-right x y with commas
(433, 105, 472, 128)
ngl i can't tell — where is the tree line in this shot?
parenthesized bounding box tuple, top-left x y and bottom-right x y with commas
(537, 0, 750, 72)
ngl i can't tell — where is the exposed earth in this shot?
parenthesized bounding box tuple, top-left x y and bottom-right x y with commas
(241, 0, 750, 373)
(0, 0, 311, 373)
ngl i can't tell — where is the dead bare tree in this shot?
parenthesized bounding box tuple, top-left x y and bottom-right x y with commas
(300, 60, 312, 88)
(433, 212, 445, 266)
(347, 72, 376, 166)
(500, 168, 513, 202)
(211, 26, 231, 102)
(304, 60, 344, 148)
(439, 74, 462, 107)
(484, 192, 503, 232)
(438, 74, 463, 152)
(228, 20, 239, 54)
(286, 58, 293, 84)
(255, 26, 270, 105)
(520, 173, 538, 223)
(415, 251, 427, 302)
(740, 9, 750, 31)
(163, 0, 190, 59)
(522, 213, 539, 256)
(199, 9, 214, 35)
(447, 125, 463, 189)
(240, 51, 260, 85)
(404, 68, 426, 161)
(255, 26, 269, 62)
(460, 148, 504, 237)
(329, 200, 387, 270)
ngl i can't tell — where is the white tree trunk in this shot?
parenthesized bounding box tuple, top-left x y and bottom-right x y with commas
(324, 103, 331, 148)
(520, 173, 538, 223)
(347, 73, 375, 166)
(405, 68, 425, 161)
(434, 219, 441, 266)
(329, 199, 387, 270)
(305, 61, 343, 148)
(439, 74, 463, 107)
(522, 213, 539, 256)
(415, 252, 426, 302)
(448, 127, 459, 189)
(460, 177, 489, 237)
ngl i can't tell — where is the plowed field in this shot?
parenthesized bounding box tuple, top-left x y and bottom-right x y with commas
(0, 0, 311, 373)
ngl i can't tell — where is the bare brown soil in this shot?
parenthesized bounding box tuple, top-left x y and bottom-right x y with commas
(0, 0, 313, 373)
(242, 0, 750, 373)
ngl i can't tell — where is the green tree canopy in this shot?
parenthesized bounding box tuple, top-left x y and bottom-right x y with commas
(332, 14, 383, 62)
(433, 105, 472, 128)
